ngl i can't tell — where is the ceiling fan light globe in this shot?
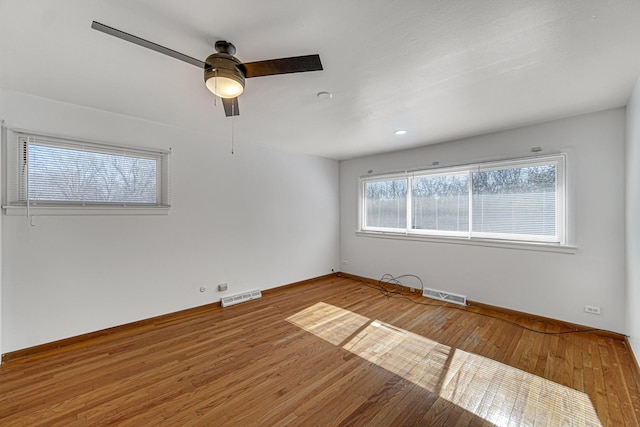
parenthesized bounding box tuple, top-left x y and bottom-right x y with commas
(206, 76, 244, 98)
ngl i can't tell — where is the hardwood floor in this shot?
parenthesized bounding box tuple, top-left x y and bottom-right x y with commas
(1, 275, 639, 426)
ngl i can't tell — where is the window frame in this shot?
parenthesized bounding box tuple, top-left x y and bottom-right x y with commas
(469, 157, 565, 244)
(409, 165, 472, 239)
(359, 154, 568, 247)
(361, 172, 409, 233)
(3, 130, 171, 216)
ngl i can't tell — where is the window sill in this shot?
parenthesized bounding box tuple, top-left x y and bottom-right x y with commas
(3, 205, 170, 216)
(355, 230, 577, 254)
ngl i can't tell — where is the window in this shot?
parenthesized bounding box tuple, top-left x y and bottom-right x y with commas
(412, 171, 469, 236)
(364, 177, 407, 229)
(471, 161, 559, 241)
(360, 155, 565, 244)
(4, 131, 170, 215)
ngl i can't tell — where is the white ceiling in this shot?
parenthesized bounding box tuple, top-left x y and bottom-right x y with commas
(2, 0, 640, 160)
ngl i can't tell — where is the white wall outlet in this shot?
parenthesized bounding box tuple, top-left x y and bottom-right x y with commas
(218, 283, 228, 292)
(584, 305, 601, 315)
(199, 286, 207, 293)
(342, 260, 348, 265)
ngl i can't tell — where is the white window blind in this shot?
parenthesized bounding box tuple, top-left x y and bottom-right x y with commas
(364, 178, 407, 230)
(471, 160, 561, 242)
(411, 171, 469, 235)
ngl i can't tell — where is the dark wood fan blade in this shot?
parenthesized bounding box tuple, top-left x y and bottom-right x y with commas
(222, 97, 240, 117)
(242, 54, 323, 78)
(91, 21, 206, 69)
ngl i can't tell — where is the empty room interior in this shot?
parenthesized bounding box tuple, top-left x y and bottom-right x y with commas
(1, 1, 640, 425)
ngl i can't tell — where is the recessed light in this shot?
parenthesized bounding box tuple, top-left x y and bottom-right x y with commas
(394, 130, 407, 135)
(316, 91, 333, 99)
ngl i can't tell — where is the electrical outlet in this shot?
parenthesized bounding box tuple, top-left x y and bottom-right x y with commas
(199, 286, 207, 293)
(218, 283, 228, 292)
(584, 305, 601, 315)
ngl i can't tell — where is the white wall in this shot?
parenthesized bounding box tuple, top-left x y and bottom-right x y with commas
(627, 80, 640, 360)
(0, 88, 340, 353)
(340, 109, 626, 332)
(0, 124, 4, 356)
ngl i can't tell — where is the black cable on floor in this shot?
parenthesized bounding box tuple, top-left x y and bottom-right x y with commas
(337, 272, 626, 337)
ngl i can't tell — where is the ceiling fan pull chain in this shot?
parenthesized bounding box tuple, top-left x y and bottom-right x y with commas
(231, 100, 235, 155)
(214, 69, 218, 107)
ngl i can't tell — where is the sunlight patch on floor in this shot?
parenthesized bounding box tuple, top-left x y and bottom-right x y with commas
(286, 301, 371, 346)
(343, 319, 451, 393)
(287, 302, 602, 427)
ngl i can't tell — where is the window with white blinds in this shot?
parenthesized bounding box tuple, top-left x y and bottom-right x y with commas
(4, 131, 170, 215)
(360, 155, 565, 244)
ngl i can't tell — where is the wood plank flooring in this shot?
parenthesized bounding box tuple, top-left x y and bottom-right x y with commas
(1, 275, 639, 426)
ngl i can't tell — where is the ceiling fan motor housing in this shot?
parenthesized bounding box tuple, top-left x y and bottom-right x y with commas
(204, 53, 245, 95)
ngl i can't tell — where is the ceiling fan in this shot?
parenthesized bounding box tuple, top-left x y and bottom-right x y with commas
(91, 21, 323, 117)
